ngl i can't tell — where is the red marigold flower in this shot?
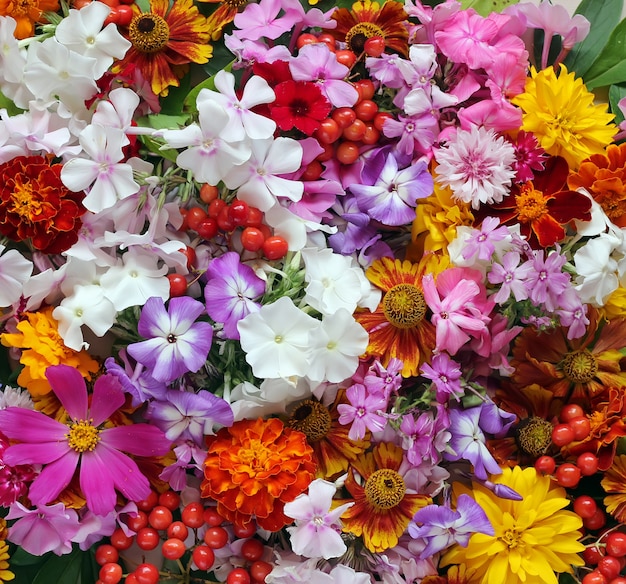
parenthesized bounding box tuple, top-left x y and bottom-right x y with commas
(269, 80, 332, 136)
(201, 417, 315, 531)
(0, 155, 85, 254)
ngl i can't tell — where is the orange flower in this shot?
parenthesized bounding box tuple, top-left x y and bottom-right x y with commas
(340, 442, 430, 553)
(355, 257, 436, 378)
(198, 0, 247, 41)
(568, 142, 626, 227)
(602, 454, 626, 522)
(510, 308, 626, 404)
(329, 0, 409, 57)
(201, 418, 315, 531)
(0, 0, 58, 39)
(114, 0, 214, 97)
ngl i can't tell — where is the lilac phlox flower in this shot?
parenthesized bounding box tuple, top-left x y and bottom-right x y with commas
(328, 195, 377, 255)
(127, 296, 214, 383)
(337, 383, 388, 440)
(159, 441, 207, 491)
(444, 405, 502, 480)
(420, 353, 463, 402)
(408, 494, 494, 558)
(204, 252, 265, 339)
(400, 409, 450, 466)
(350, 153, 433, 226)
(283, 478, 354, 560)
(382, 114, 438, 158)
(147, 389, 233, 445)
(104, 353, 168, 407)
(365, 53, 411, 89)
(462, 217, 509, 261)
(0, 365, 172, 516)
(6, 501, 80, 556)
(525, 248, 570, 312)
(363, 357, 403, 399)
(233, 0, 301, 41)
(487, 250, 532, 304)
(478, 400, 516, 438)
(468, 314, 523, 377)
(555, 286, 589, 341)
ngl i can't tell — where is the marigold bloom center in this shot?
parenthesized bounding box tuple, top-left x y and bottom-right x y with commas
(515, 416, 553, 457)
(562, 349, 598, 383)
(129, 14, 170, 53)
(515, 184, 548, 222)
(382, 283, 426, 329)
(364, 468, 406, 510)
(9, 178, 43, 220)
(288, 400, 331, 442)
(12, 0, 33, 17)
(66, 419, 100, 453)
(345, 22, 384, 53)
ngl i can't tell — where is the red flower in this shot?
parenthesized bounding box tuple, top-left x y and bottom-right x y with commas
(0, 155, 85, 254)
(269, 80, 332, 136)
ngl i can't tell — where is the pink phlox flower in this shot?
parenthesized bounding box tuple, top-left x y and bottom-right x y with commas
(0, 365, 172, 516)
(400, 409, 450, 465)
(337, 383, 388, 440)
(487, 250, 532, 304)
(457, 98, 522, 133)
(405, 0, 461, 46)
(233, 0, 301, 41)
(485, 52, 528, 103)
(159, 441, 206, 491)
(525, 248, 570, 312)
(224, 34, 292, 69)
(383, 114, 437, 158)
(420, 352, 463, 403)
(366, 53, 411, 89)
(468, 313, 523, 377)
(363, 357, 403, 399)
(462, 216, 509, 262)
(555, 286, 589, 340)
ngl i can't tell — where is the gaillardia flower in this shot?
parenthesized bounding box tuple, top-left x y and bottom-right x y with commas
(114, 0, 214, 96)
(602, 454, 626, 523)
(441, 466, 585, 584)
(0, 155, 85, 254)
(201, 417, 315, 531)
(355, 257, 436, 377)
(512, 65, 616, 170)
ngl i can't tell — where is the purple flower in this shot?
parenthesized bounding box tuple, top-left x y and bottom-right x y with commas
(462, 217, 509, 261)
(204, 252, 265, 340)
(128, 296, 213, 383)
(400, 409, 450, 466)
(525, 249, 570, 312)
(147, 389, 233, 445)
(420, 353, 463, 402)
(337, 383, 388, 440)
(408, 494, 494, 558)
(0, 365, 172, 516)
(487, 250, 532, 304)
(363, 357, 403, 398)
(105, 352, 168, 406)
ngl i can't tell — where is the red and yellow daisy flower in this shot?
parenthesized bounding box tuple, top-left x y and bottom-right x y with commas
(340, 442, 430, 553)
(602, 454, 626, 522)
(355, 257, 436, 378)
(114, 0, 214, 97)
(198, 0, 248, 41)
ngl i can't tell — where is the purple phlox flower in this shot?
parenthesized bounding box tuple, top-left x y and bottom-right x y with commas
(6, 501, 80, 556)
(363, 357, 403, 399)
(159, 440, 207, 491)
(409, 494, 494, 558)
(0, 365, 172, 516)
(556, 286, 589, 340)
(400, 409, 450, 466)
(328, 195, 377, 255)
(467, 313, 523, 377)
(365, 53, 411, 89)
(104, 352, 168, 407)
(420, 352, 463, 403)
(233, 0, 300, 41)
(127, 296, 214, 383)
(525, 249, 570, 312)
(383, 114, 438, 158)
(147, 389, 233, 445)
(337, 383, 388, 440)
(224, 35, 291, 69)
(350, 153, 433, 226)
(291, 180, 341, 223)
(480, 478, 523, 501)
(457, 98, 522, 134)
(73, 507, 118, 550)
(462, 217, 509, 261)
(444, 405, 502, 480)
(478, 400, 516, 438)
(204, 252, 265, 340)
(487, 250, 532, 305)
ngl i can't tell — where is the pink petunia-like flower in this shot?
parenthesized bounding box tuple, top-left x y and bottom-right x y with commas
(0, 365, 172, 516)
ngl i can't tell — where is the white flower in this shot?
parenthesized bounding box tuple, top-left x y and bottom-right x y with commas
(91, 87, 141, 137)
(0, 245, 32, 308)
(229, 377, 311, 421)
(264, 205, 335, 251)
(573, 233, 620, 306)
(0, 386, 34, 410)
(284, 479, 354, 560)
(237, 296, 319, 379)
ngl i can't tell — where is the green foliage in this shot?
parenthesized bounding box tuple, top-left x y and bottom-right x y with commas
(0, 92, 22, 116)
(10, 546, 93, 584)
(609, 83, 626, 126)
(460, 0, 519, 16)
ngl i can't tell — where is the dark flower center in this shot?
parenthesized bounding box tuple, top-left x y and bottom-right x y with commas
(345, 22, 384, 53)
(515, 417, 553, 457)
(364, 468, 405, 510)
(562, 349, 598, 383)
(288, 400, 331, 442)
(383, 283, 426, 329)
(129, 14, 170, 53)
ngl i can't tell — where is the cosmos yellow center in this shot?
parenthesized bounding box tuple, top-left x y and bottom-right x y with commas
(364, 469, 406, 510)
(515, 184, 548, 223)
(562, 349, 598, 383)
(66, 420, 100, 453)
(129, 14, 170, 53)
(383, 283, 426, 329)
(515, 417, 553, 457)
(345, 22, 384, 53)
(288, 400, 331, 442)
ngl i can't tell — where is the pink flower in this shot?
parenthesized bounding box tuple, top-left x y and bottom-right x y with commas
(337, 383, 388, 440)
(0, 365, 172, 516)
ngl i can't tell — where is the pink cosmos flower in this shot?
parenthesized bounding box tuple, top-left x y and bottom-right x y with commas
(0, 365, 172, 516)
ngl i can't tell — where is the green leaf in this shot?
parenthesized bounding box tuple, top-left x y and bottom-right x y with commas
(564, 0, 623, 79)
(32, 549, 82, 584)
(10, 548, 46, 567)
(609, 83, 626, 126)
(0, 91, 23, 116)
(183, 61, 233, 114)
(582, 18, 626, 90)
(140, 113, 191, 131)
(460, 0, 519, 17)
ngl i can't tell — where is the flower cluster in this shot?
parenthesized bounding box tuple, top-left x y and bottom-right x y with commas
(1, 0, 626, 583)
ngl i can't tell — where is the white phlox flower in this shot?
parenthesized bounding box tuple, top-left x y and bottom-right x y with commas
(0, 244, 33, 308)
(264, 204, 335, 251)
(573, 233, 620, 306)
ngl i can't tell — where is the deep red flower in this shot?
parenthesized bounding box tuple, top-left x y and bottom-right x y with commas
(252, 60, 293, 89)
(269, 80, 332, 136)
(0, 155, 85, 254)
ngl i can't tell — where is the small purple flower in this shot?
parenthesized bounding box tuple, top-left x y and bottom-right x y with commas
(363, 357, 403, 398)
(420, 353, 463, 403)
(487, 250, 532, 304)
(337, 383, 388, 440)
(400, 409, 450, 466)
(128, 296, 213, 383)
(105, 352, 168, 407)
(204, 252, 265, 340)
(525, 248, 570, 312)
(462, 217, 509, 261)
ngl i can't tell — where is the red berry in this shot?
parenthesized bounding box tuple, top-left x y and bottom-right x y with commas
(233, 522, 257, 539)
(208, 198, 227, 218)
(227, 568, 251, 584)
(364, 36, 385, 57)
(126, 510, 148, 532)
(552, 423, 575, 447)
(569, 416, 591, 441)
(148, 505, 173, 531)
(229, 200, 250, 226)
(573, 496, 597, 519)
(584, 508, 607, 531)
(599, 556, 622, 580)
(354, 99, 378, 122)
(158, 490, 180, 511)
(583, 544, 605, 566)
(296, 33, 318, 49)
(115, 4, 133, 25)
(196, 217, 219, 240)
(192, 544, 215, 571)
(136, 490, 158, 512)
(354, 79, 375, 101)
(331, 107, 357, 129)
(204, 526, 229, 549)
(203, 507, 224, 527)
(577, 452, 599, 476)
(95, 545, 119, 566)
(161, 538, 186, 560)
(167, 273, 188, 297)
(109, 528, 134, 550)
(534, 455, 556, 475)
(241, 538, 265, 562)
(262, 236, 289, 261)
(609, 578, 626, 584)
(136, 527, 160, 551)
(560, 403, 585, 422)
(555, 463, 581, 488)
(99, 563, 123, 584)
(241, 227, 266, 252)
(182, 502, 205, 528)
(187, 206, 208, 232)
(134, 563, 160, 584)
(583, 572, 608, 584)
(250, 560, 273, 583)
(166, 521, 189, 541)
(606, 531, 626, 558)
(335, 140, 360, 165)
(199, 184, 219, 204)
(217, 205, 236, 232)
(335, 49, 357, 68)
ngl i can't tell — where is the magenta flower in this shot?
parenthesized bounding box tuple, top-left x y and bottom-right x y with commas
(337, 383, 388, 440)
(0, 365, 172, 516)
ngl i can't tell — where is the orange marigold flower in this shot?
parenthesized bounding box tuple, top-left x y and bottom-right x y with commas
(355, 257, 436, 378)
(340, 442, 430, 553)
(0, 155, 85, 254)
(0, 0, 58, 39)
(1, 307, 100, 397)
(201, 417, 315, 532)
(602, 454, 626, 522)
(329, 0, 409, 57)
(113, 0, 214, 97)
(568, 142, 626, 227)
(510, 308, 626, 404)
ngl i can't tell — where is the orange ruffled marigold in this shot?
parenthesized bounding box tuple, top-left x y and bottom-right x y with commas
(201, 417, 315, 532)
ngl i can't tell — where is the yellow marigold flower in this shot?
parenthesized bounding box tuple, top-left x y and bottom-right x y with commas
(441, 466, 585, 584)
(0, 540, 14, 583)
(1, 307, 100, 396)
(0, 0, 58, 39)
(512, 65, 616, 170)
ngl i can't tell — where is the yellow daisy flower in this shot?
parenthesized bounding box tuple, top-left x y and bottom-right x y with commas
(441, 466, 585, 584)
(511, 65, 616, 170)
(0, 540, 14, 583)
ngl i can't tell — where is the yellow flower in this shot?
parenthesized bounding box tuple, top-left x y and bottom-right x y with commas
(512, 65, 616, 170)
(441, 466, 584, 584)
(1, 307, 100, 396)
(0, 540, 14, 583)
(602, 286, 626, 321)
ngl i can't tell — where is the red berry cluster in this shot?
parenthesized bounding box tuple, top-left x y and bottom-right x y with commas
(581, 530, 626, 584)
(94, 490, 273, 584)
(72, 0, 135, 26)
